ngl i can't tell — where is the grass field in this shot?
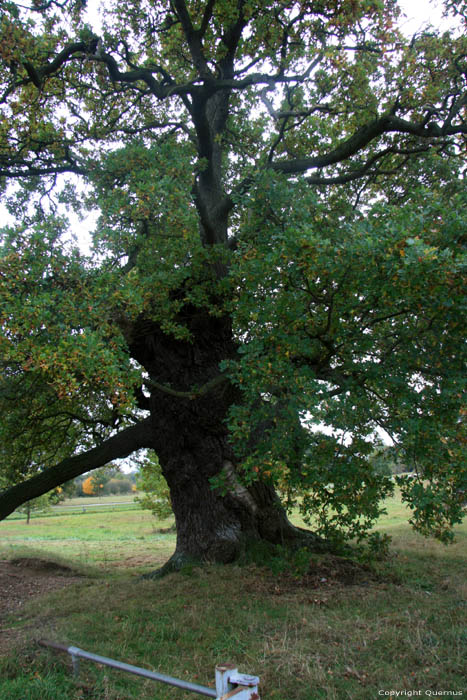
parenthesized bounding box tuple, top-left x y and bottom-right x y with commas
(7, 493, 141, 521)
(0, 495, 465, 699)
(0, 507, 175, 571)
(59, 495, 137, 506)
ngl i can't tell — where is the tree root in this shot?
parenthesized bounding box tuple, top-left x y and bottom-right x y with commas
(139, 525, 336, 580)
(139, 551, 202, 580)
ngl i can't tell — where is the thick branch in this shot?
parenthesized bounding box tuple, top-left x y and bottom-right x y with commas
(33, 40, 97, 81)
(200, 0, 216, 38)
(94, 52, 196, 99)
(0, 162, 87, 178)
(305, 144, 431, 185)
(144, 373, 228, 400)
(0, 418, 153, 520)
(171, 0, 212, 78)
(8, 34, 195, 102)
(271, 113, 467, 175)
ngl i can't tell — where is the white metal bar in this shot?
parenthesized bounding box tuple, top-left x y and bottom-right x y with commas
(39, 640, 216, 697)
(39, 640, 260, 699)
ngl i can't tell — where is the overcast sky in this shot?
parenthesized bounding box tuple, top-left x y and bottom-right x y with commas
(398, 0, 459, 33)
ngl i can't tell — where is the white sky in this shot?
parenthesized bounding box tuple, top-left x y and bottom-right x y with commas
(398, 0, 459, 33)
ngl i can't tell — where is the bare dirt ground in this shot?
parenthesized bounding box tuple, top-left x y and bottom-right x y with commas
(0, 557, 84, 655)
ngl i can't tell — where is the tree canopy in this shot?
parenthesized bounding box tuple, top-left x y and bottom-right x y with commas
(0, 0, 466, 568)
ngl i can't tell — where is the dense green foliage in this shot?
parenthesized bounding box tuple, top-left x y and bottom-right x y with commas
(223, 176, 466, 541)
(134, 452, 173, 520)
(0, 0, 465, 553)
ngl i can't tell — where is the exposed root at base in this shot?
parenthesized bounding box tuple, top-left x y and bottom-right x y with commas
(139, 552, 201, 580)
(139, 527, 337, 580)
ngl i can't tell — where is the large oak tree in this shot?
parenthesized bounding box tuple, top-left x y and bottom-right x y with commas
(0, 0, 466, 572)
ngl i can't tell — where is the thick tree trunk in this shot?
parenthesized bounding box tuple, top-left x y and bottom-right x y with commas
(163, 451, 326, 571)
(147, 427, 326, 576)
(129, 310, 325, 575)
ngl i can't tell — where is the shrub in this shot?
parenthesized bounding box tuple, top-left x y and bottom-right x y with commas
(134, 452, 173, 520)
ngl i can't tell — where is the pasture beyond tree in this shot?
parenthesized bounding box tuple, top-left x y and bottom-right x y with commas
(0, 0, 465, 572)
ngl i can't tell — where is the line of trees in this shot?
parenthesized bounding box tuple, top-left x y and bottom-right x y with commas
(77, 466, 136, 497)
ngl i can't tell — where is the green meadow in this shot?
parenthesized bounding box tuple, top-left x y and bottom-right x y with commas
(0, 494, 465, 699)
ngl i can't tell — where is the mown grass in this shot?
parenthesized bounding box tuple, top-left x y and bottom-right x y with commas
(63, 495, 138, 506)
(0, 496, 466, 699)
(7, 493, 142, 521)
(0, 508, 175, 570)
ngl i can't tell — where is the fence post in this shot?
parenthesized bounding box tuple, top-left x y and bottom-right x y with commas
(215, 663, 237, 696)
(68, 647, 81, 678)
(215, 664, 260, 699)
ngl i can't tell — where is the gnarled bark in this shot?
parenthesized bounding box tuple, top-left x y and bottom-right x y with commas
(130, 311, 326, 575)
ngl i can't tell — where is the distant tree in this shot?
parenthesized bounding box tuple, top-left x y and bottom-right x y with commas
(368, 446, 408, 477)
(106, 477, 132, 495)
(48, 485, 66, 504)
(81, 476, 96, 497)
(126, 471, 138, 486)
(77, 466, 132, 495)
(19, 493, 51, 524)
(68, 475, 89, 497)
(59, 479, 78, 500)
(90, 465, 118, 493)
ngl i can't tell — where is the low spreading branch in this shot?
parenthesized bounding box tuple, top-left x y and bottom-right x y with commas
(0, 419, 153, 520)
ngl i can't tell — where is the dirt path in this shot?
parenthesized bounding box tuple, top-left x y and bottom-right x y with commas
(0, 558, 84, 655)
